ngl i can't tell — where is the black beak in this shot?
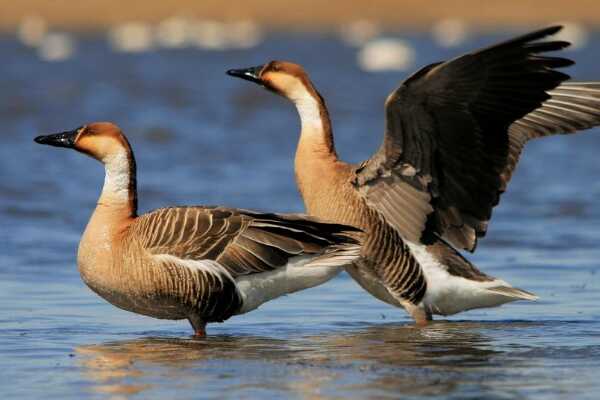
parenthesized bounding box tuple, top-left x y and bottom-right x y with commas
(34, 129, 78, 149)
(226, 65, 264, 85)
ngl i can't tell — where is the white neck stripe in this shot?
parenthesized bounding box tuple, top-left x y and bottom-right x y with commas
(100, 150, 130, 203)
(294, 93, 323, 131)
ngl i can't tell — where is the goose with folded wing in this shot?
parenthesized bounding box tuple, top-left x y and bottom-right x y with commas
(34, 122, 362, 336)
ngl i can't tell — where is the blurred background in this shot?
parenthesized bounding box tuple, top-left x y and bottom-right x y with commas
(1, 1, 600, 399)
(2, 0, 600, 30)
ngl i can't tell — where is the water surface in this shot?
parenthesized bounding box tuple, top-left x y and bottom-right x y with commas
(1, 29, 600, 399)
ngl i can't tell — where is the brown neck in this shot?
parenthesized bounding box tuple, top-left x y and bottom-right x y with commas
(293, 83, 347, 216)
(80, 147, 138, 255)
(77, 140, 138, 291)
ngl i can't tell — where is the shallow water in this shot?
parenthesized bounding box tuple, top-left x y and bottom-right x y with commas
(1, 29, 600, 399)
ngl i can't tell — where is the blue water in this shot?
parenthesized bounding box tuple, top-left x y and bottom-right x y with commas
(1, 29, 600, 399)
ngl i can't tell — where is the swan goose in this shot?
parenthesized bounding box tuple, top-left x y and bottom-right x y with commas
(34, 122, 362, 336)
(228, 26, 600, 323)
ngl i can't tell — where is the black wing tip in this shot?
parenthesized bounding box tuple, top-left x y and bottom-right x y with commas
(510, 25, 563, 44)
(542, 56, 575, 69)
(553, 40, 571, 49)
(539, 25, 563, 36)
(524, 25, 563, 41)
(553, 70, 572, 82)
(483, 25, 566, 53)
(526, 40, 572, 54)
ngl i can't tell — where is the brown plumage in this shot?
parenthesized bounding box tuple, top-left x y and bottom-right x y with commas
(228, 26, 600, 323)
(34, 122, 362, 336)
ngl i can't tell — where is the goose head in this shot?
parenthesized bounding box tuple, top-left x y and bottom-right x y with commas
(35, 121, 137, 211)
(227, 61, 316, 102)
(34, 122, 132, 163)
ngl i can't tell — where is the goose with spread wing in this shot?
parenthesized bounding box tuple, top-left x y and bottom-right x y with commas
(228, 26, 600, 323)
(34, 122, 362, 336)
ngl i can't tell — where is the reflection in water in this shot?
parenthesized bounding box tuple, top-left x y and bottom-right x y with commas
(76, 322, 528, 399)
(77, 334, 336, 398)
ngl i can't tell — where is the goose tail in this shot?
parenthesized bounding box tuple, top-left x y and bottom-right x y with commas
(486, 286, 539, 301)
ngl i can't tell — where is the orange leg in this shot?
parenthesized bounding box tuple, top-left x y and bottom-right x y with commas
(403, 302, 432, 326)
(193, 327, 206, 338)
(188, 316, 207, 337)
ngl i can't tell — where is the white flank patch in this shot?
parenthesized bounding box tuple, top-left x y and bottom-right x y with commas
(405, 242, 522, 316)
(153, 254, 235, 287)
(101, 149, 131, 202)
(153, 247, 359, 316)
(235, 255, 342, 314)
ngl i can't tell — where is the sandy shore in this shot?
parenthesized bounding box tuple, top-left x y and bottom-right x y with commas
(1, 0, 599, 31)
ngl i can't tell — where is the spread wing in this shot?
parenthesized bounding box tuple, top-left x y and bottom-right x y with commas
(132, 206, 360, 277)
(502, 82, 600, 187)
(352, 26, 597, 252)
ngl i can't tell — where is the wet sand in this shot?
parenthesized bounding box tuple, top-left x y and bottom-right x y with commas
(1, 0, 600, 31)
